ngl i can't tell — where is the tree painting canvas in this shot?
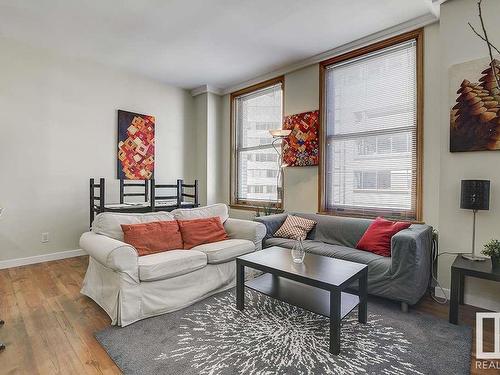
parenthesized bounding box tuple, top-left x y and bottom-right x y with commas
(117, 110, 155, 179)
(450, 58, 500, 152)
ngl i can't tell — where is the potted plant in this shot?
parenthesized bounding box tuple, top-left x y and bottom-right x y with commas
(482, 239, 500, 269)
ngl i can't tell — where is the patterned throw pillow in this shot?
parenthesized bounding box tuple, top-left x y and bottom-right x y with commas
(274, 215, 316, 240)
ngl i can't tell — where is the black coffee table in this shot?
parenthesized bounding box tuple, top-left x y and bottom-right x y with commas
(236, 246, 368, 355)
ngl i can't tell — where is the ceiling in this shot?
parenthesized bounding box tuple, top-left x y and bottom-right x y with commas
(0, 0, 438, 91)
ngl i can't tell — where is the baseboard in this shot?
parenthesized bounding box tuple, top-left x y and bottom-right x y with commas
(0, 249, 86, 270)
(434, 287, 500, 312)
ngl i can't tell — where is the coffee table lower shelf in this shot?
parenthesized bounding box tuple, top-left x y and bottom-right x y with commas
(245, 273, 359, 320)
(236, 249, 368, 355)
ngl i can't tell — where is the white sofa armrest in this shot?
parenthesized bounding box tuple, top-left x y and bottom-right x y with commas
(80, 232, 139, 281)
(224, 218, 266, 251)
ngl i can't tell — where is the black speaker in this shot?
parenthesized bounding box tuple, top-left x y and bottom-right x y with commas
(460, 180, 490, 211)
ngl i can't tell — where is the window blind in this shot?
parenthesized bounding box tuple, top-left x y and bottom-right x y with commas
(323, 40, 418, 219)
(234, 83, 283, 204)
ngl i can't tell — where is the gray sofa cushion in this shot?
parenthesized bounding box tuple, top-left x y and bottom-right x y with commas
(265, 237, 390, 271)
(295, 213, 371, 248)
(263, 237, 300, 250)
(260, 213, 433, 305)
(254, 213, 288, 241)
(256, 212, 372, 247)
(264, 237, 392, 294)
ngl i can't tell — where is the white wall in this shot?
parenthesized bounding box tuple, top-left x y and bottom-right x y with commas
(4, 0, 498, 310)
(421, 23, 441, 228)
(207, 93, 224, 204)
(221, 65, 322, 219)
(283, 64, 320, 214)
(0, 37, 196, 261)
(436, 0, 500, 311)
(194, 93, 208, 205)
(219, 2, 500, 310)
(223, 25, 441, 223)
(193, 92, 224, 206)
(220, 94, 232, 208)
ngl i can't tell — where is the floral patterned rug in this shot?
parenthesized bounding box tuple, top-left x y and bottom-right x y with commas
(95, 289, 471, 375)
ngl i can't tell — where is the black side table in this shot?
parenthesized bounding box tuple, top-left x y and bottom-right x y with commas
(449, 256, 500, 324)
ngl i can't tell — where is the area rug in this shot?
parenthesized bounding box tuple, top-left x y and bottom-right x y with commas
(96, 289, 471, 375)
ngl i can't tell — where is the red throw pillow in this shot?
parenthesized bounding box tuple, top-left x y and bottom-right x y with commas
(177, 217, 228, 249)
(121, 221, 183, 256)
(356, 217, 411, 257)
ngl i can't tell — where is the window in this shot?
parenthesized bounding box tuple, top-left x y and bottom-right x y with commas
(255, 122, 275, 130)
(356, 134, 410, 156)
(230, 77, 284, 208)
(319, 30, 422, 220)
(267, 170, 278, 178)
(248, 169, 278, 178)
(353, 170, 407, 191)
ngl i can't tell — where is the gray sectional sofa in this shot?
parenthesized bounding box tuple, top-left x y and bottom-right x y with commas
(254, 213, 433, 310)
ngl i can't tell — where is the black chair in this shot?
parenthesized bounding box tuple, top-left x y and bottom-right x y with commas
(150, 179, 199, 211)
(179, 180, 199, 207)
(88, 178, 199, 225)
(150, 179, 179, 211)
(89, 178, 105, 228)
(119, 179, 149, 204)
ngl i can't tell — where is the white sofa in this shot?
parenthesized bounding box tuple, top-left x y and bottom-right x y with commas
(80, 204, 266, 326)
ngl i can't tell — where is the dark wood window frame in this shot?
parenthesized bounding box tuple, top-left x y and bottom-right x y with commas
(230, 76, 285, 211)
(318, 28, 424, 221)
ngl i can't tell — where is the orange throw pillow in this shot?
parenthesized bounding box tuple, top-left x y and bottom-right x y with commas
(177, 217, 228, 249)
(121, 221, 183, 256)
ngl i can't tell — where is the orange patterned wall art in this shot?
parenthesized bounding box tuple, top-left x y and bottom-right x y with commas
(117, 110, 155, 179)
(282, 110, 319, 167)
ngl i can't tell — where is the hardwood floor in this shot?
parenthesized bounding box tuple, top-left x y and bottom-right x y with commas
(0, 256, 498, 374)
(0, 256, 119, 374)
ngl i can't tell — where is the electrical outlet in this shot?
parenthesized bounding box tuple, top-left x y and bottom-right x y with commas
(41, 232, 49, 243)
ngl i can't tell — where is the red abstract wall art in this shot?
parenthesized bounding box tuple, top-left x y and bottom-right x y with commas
(117, 110, 155, 180)
(282, 110, 319, 167)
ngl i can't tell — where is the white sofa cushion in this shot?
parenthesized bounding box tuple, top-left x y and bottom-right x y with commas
(171, 203, 229, 223)
(192, 239, 254, 264)
(138, 250, 207, 282)
(92, 211, 175, 241)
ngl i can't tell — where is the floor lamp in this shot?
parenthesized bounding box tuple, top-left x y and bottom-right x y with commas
(269, 129, 291, 206)
(460, 180, 490, 261)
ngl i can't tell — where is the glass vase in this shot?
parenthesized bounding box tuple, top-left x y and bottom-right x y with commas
(291, 238, 305, 263)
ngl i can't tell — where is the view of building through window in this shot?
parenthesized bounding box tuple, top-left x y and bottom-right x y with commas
(324, 40, 418, 218)
(234, 83, 283, 203)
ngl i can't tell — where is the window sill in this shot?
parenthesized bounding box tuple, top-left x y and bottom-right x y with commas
(318, 209, 420, 223)
(230, 203, 283, 212)
(352, 189, 410, 194)
(353, 152, 411, 160)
